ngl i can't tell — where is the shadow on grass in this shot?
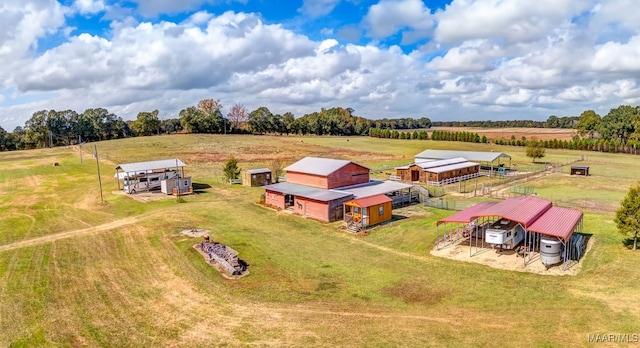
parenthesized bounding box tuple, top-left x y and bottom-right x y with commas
(192, 182, 211, 193)
(622, 236, 639, 250)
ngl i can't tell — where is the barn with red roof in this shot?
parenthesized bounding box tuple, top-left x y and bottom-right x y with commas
(435, 195, 584, 270)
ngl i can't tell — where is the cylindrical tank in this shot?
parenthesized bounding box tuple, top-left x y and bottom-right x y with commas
(540, 236, 563, 266)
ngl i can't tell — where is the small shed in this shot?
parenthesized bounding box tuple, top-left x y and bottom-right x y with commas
(344, 194, 392, 232)
(570, 166, 589, 176)
(243, 168, 272, 187)
(161, 177, 193, 195)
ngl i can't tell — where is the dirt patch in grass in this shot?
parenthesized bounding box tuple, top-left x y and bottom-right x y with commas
(382, 282, 448, 305)
(180, 140, 398, 165)
(112, 190, 187, 202)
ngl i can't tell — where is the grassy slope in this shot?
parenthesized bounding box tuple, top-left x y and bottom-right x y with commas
(0, 135, 639, 347)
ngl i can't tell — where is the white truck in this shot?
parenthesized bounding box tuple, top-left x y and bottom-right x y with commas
(485, 218, 525, 250)
(124, 170, 181, 194)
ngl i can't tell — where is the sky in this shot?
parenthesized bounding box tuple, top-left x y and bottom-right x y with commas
(1, 0, 640, 130)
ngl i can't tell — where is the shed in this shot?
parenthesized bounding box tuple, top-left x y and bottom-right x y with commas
(570, 166, 589, 176)
(161, 177, 193, 195)
(344, 194, 392, 231)
(242, 168, 272, 187)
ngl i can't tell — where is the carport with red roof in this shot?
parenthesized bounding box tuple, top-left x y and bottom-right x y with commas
(435, 196, 583, 270)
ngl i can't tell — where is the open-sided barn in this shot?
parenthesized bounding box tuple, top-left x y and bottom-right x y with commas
(436, 195, 584, 270)
(395, 157, 480, 186)
(114, 158, 187, 194)
(414, 150, 511, 176)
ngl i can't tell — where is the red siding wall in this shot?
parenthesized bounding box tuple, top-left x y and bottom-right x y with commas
(327, 162, 370, 189)
(293, 197, 330, 222)
(286, 163, 370, 189)
(286, 172, 328, 189)
(265, 190, 285, 209)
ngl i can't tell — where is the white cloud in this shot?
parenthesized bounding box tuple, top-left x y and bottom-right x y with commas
(0, 0, 66, 61)
(73, 0, 105, 15)
(435, 0, 592, 44)
(591, 34, 640, 75)
(299, 0, 341, 18)
(426, 40, 503, 73)
(5, 0, 640, 130)
(363, 0, 433, 41)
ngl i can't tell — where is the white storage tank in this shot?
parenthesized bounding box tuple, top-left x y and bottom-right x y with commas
(540, 236, 563, 267)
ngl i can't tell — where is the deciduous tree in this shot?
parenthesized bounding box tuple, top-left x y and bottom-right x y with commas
(227, 103, 248, 131)
(525, 137, 546, 162)
(615, 183, 640, 250)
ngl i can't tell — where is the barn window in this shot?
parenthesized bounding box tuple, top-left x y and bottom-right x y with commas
(252, 175, 256, 179)
(379, 206, 384, 215)
(266, 173, 270, 178)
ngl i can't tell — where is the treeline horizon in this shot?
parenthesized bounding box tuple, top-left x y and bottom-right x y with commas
(431, 115, 579, 129)
(1, 102, 639, 154)
(0, 101, 432, 151)
(370, 106, 640, 155)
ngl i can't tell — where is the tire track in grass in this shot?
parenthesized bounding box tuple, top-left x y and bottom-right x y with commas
(0, 212, 163, 253)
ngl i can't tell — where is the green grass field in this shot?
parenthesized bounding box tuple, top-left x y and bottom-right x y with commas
(1, 135, 639, 347)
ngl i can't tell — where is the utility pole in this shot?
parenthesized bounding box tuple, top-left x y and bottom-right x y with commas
(94, 145, 104, 203)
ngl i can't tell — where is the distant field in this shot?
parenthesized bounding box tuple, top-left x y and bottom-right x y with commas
(0, 134, 639, 347)
(431, 126, 577, 141)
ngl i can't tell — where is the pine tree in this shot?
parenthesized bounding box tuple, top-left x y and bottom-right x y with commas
(223, 156, 241, 182)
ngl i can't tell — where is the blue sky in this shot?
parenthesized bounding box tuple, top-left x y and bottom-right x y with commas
(1, 0, 640, 130)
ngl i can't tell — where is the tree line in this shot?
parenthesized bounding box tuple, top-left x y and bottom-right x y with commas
(0, 99, 433, 151)
(432, 115, 579, 129)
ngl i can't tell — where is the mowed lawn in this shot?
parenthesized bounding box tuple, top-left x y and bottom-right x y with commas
(0, 134, 639, 347)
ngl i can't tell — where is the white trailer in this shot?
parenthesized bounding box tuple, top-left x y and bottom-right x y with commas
(124, 170, 181, 194)
(485, 219, 525, 250)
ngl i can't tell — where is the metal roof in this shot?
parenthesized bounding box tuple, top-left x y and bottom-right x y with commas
(527, 207, 583, 241)
(115, 159, 185, 173)
(264, 182, 353, 202)
(436, 202, 497, 225)
(284, 157, 368, 176)
(415, 150, 511, 163)
(437, 196, 583, 241)
(424, 161, 480, 174)
(246, 168, 271, 174)
(470, 195, 552, 228)
(395, 157, 468, 170)
(346, 194, 392, 207)
(336, 180, 413, 198)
